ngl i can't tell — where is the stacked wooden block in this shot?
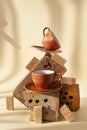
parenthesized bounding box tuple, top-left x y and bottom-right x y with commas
(23, 88, 59, 121)
(34, 106, 42, 123)
(11, 53, 80, 123)
(13, 53, 67, 105)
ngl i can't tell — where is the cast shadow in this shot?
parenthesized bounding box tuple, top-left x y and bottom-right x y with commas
(0, 0, 8, 66)
(71, 0, 83, 76)
(44, 0, 63, 37)
(0, 0, 21, 83)
(45, 0, 84, 77)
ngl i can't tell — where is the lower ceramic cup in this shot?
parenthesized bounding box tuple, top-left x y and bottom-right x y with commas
(31, 70, 55, 89)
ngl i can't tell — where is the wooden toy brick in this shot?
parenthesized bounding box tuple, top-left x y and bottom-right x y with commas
(61, 77, 76, 85)
(29, 53, 67, 75)
(34, 106, 42, 123)
(6, 96, 14, 110)
(13, 72, 32, 104)
(26, 57, 39, 71)
(49, 58, 67, 75)
(60, 104, 75, 122)
(13, 53, 66, 106)
(23, 88, 59, 121)
(51, 54, 67, 66)
(29, 111, 34, 121)
(59, 84, 80, 111)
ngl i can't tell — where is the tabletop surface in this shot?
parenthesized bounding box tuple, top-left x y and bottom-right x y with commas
(0, 90, 87, 130)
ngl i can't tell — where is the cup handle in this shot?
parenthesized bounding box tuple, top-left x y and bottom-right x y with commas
(43, 27, 50, 36)
(53, 72, 62, 82)
(58, 73, 62, 81)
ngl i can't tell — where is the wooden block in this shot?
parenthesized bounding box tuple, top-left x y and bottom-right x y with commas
(26, 57, 39, 71)
(32, 53, 67, 75)
(13, 73, 32, 104)
(49, 58, 67, 75)
(60, 104, 75, 122)
(51, 54, 67, 66)
(59, 84, 80, 111)
(61, 77, 76, 85)
(23, 88, 59, 121)
(34, 106, 42, 123)
(13, 53, 66, 106)
(13, 53, 51, 104)
(29, 111, 34, 121)
(42, 106, 59, 122)
(6, 96, 14, 110)
(34, 53, 54, 70)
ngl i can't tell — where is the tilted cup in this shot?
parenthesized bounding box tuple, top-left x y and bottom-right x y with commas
(31, 70, 55, 89)
(42, 27, 61, 51)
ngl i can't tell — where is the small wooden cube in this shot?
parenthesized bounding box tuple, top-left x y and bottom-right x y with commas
(34, 106, 42, 124)
(6, 96, 14, 110)
(61, 77, 76, 85)
(29, 111, 34, 121)
(60, 104, 75, 122)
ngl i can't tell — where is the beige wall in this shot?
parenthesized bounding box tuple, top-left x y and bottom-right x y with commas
(0, 0, 87, 97)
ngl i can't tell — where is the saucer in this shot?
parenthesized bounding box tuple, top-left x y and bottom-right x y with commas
(25, 81, 62, 93)
(31, 45, 62, 53)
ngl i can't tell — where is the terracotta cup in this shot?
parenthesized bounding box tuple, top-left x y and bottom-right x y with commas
(42, 27, 61, 51)
(31, 70, 55, 89)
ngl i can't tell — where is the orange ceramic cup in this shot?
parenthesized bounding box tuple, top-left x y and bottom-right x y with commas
(31, 70, 55, 89)
(42, 27, 61, 51)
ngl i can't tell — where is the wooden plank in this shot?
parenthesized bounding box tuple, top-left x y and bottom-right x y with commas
(61, 77, 76, 85)
(26, 57, 39, 71)
(13, 73, 32, 104)
(49, 58, 67, 75)
(51, 54, 67, 66)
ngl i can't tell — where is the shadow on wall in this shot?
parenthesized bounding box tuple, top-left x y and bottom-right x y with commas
(45, 0, 63, 36)
(71, 0, 83, 76)
(45, 0, 85, 78)
(0, 0, 7, 66)
(0, 0, 86, 83)
(0, 0, 20, 83)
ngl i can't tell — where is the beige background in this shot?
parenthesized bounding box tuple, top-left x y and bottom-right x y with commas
(0, 0, 87, 97)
